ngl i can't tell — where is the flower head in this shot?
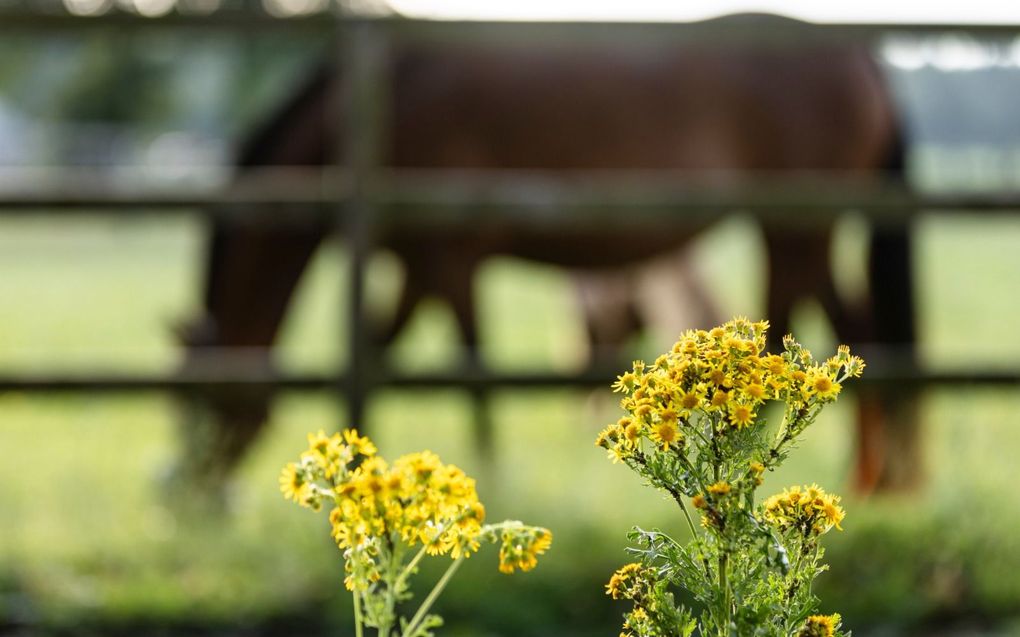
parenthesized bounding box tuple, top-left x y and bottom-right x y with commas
(491, 523, 553, 574)
(762, 484, 845, 537)
(799, 613, 842, 637)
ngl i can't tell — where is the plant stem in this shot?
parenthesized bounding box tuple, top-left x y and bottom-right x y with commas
(353, 589, 365, 637)
(709, 420, 731, 637)
(394, 545, 429, 592)
(379, 542, 402, 637)
(719, 552, 731, 637)
(401, 557, 464, 637)
(678, 497, 700, 541)
(676, 453, 710, 501)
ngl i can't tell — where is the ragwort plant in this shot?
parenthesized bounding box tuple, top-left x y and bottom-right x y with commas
(280, 429, 551, 637)
(596, 318, 864, 637)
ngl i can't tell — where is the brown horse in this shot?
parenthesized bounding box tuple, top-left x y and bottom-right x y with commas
(176, 14, 917, 494)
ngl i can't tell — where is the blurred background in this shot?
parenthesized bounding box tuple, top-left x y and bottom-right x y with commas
(3, 1, 1020, 636)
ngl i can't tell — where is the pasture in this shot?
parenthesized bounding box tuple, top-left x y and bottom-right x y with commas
(2, 212, 1020, 635)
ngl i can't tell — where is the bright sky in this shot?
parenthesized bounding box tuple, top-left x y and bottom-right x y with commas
(386, 0, 1020, 23)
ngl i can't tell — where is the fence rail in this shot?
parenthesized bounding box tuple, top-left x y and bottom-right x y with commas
(4, 11, 1020, 41)
(1, 364, 1017, 394)
(1, 169, 1020, 225)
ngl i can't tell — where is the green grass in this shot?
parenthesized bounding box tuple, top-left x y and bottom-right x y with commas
(3, 214, 1020, 635)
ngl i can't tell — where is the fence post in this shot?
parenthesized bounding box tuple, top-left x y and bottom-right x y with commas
(339, 17, 387, 429)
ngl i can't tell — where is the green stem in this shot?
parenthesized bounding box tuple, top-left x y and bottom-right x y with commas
(773, 407, 791, 448)
(394, 544, 429, 592)
(809, 542, 821, 596)
(709, 419, 731, 636)
(719, 552, 731, 637)
(657, 530, 686, 549)
(378, 543, 403, 637)
(691, 419, 714, 450)
(779, 538, 820, 631)
(353, 589, 364, 637)
(677, 496, 700, 540)
(401, 557, 464, 637)
(768, 407, 803, 468)
(676, 453, 710, 499)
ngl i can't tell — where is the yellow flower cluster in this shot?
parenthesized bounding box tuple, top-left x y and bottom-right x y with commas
(280, 429, 377, 510)
(762, 484, 846, 537)
(798, 613, 842, 637)
(605, 562, 643, 600)
(605, 563, 673, 637)
(282, 429, 483, 559)
(489, 522, 553, 574)
(280, 429, 551, 585)
(596, 318, 864, 459)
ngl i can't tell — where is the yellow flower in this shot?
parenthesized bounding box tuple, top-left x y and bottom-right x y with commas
(531, 528, 553, 554)
(762, 484, 846, 537)
(306, 429, 333, 460)
(799, 613, 841, 637)
(605, 573, 626, 599)
(606, 445, 628, 464)
(728, 402, 755, 429)
(804, 370, 841, 400)
(749, 461, 765, 485)
(677, 386, 703, 413)
(707, 481, 731, 496)
(497, 525, 553, 574)
(723, 336, 754, 354)
(708, 389, 730, 411)
(623, 421, 642, 448)
(612, 371, 637, 393)
(605, 562, 642, 599)
(595, 423, 621, 448)
(762, 354, 787, 376)
(651, 421, 681, 450)
(706, 367, 733, 388)
(343, 429, 377, 457)
(815, 494, 846, 532)
(422, 526, 454, 556)
(279, 463, 307, 503)
(766, 376, 788, 398)
(657, 408, 678, 425)
(742, 382, 767, 402)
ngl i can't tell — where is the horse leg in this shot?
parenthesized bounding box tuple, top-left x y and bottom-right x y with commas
(762, 227, 821, 352)
(764, 221, 908, 493)
(573, 271, 643, 366)
(434, 254, 496, 465)
(174, 219, 325, 500)
(788, 225, 902, 494)
(855, 224, 921, 493)
(631, 249, 722, 338)
(371, 256, 429, 349)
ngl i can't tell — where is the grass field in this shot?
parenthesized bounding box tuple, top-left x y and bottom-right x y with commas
(3, 214, 1020, 636)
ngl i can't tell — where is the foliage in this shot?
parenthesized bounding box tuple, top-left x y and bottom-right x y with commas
(597, 318, 864, 637)
(280, 428, 552, 637)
